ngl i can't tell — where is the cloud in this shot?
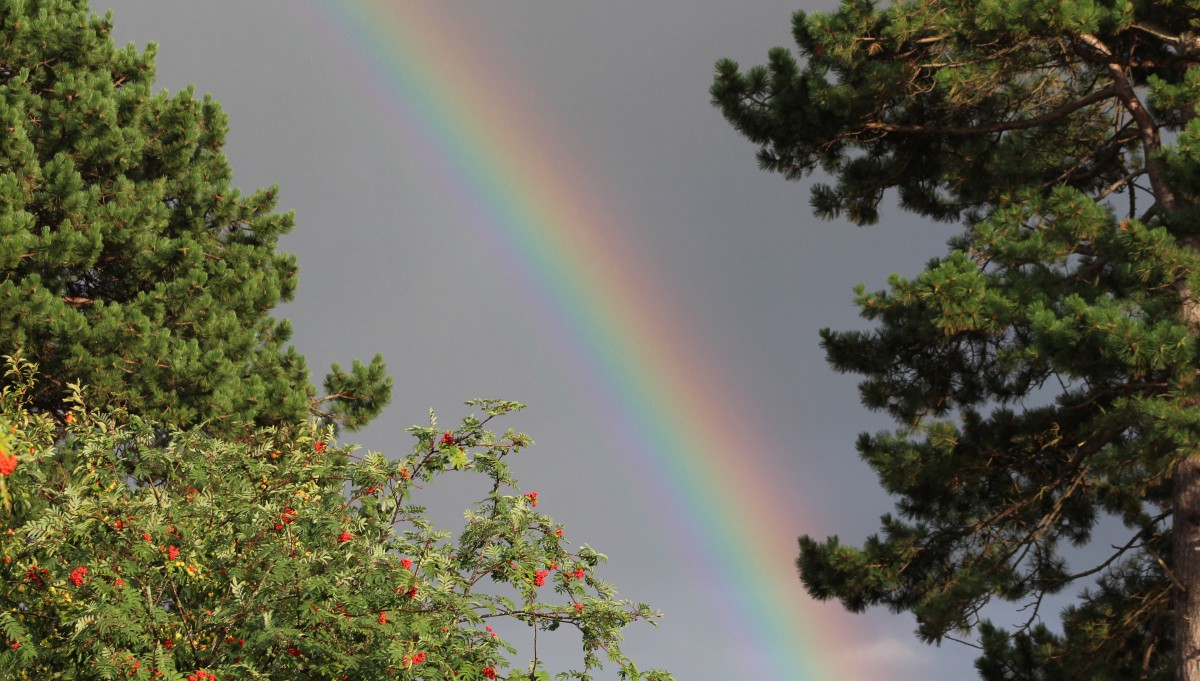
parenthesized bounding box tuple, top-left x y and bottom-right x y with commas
(836, 635, 932, 676)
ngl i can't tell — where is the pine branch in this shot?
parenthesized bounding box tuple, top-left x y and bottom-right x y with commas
(859, 86, 1119, 137)
(1077, 33, 1181, 215)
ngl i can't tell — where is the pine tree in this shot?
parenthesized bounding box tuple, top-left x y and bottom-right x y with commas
(713, 1, 1200, 678)
(0, 0, 390, 433)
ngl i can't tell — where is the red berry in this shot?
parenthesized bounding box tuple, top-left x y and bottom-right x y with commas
(0, 452, 17, 477)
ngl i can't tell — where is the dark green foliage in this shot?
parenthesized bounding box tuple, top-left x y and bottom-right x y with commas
(794, 188, 1193, 677)
(711, 0, 1189, 225)
(0, 0, 390, 433)
(715, 0, 1200, 677)
(974, 549, 1173, 681)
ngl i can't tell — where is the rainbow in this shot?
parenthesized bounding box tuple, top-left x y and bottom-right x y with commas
(299, 3, 876, 678)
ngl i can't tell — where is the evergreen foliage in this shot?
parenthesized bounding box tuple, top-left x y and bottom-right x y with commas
(714, 1, 1200, 678)
(0, 0, 390, 433)
(0, 355, 672, 680)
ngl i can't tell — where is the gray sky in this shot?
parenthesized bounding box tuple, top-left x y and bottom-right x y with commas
(101, 2, 981, 679)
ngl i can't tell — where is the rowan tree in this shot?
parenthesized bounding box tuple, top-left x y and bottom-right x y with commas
(0, 0, 390, 433)
(0, 355, 672, 680)
(713, 1, 1200, 679)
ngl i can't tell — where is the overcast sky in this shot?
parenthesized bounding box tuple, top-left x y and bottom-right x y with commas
(100, 2, 983, 679)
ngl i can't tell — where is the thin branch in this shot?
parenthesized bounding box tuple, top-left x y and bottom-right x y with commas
(861, 86, 1118, 136)
(1130, 21, 1200, 57)
(1145, 541, 1184, 592)
(1096, 170, 1146, 202)
(1061, 524, 1156, 583)
(1077, 33, 1180, 214)
(944, 633, 985, 650)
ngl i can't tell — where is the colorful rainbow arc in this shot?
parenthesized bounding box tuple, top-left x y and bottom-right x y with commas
(302, 3, 873, 678)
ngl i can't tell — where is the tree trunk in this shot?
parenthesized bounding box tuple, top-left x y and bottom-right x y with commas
(1180, 254, 1200, 681)
(1176, 455, 1200, 681)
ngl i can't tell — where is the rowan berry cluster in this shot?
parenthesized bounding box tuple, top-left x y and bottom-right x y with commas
(403, 651, 426, 666)
(0, 450, 16, 476)
(68, 566, 88, 586)
(25, 566, 48, 589)
(275, 507, 297, 530)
